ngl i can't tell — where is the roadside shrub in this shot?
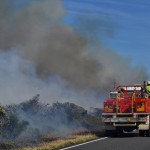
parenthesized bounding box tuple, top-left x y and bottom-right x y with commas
(1, 113, 29, 139)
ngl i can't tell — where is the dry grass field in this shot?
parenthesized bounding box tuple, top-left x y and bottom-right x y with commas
(20, 134, 98, 150)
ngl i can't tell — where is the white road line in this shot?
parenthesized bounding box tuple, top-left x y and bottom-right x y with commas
(59, 137, 108, 150)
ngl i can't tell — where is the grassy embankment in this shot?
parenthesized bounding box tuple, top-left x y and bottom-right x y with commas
(20, 134, 98, 150)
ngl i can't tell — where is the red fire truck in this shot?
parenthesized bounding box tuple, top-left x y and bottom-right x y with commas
(102, 82, 150, 136)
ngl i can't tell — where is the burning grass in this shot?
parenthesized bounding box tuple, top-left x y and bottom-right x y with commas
(20, 134, 98, 150)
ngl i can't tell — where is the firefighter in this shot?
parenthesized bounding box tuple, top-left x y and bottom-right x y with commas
(145, 81, 150, 95)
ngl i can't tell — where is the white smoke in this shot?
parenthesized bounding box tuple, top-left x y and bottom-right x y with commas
(0, 50, 99, 108)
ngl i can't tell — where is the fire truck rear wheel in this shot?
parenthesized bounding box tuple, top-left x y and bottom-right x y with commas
(116, 128, 123, 136)
(139, 130, 144, 137)
(105, 130, 112, 136)
(105, 130, 117, 137)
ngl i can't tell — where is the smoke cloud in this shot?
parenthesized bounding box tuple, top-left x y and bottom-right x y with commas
(0, 0, 148, 107)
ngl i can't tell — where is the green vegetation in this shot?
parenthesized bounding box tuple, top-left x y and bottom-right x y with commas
(1, 113, 29, 139)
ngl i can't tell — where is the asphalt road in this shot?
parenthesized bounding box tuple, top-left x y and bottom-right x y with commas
(60, 133, 150, 150)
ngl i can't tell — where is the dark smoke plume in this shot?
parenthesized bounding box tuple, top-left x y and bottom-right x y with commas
(0, 0, 148, 104)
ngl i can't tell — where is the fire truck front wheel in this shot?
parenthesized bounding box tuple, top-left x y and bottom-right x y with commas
(145, 115, 150, 137)
(145, 130, 149, 137)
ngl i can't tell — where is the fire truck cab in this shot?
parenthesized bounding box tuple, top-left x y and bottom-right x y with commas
(102, 83, 150, 136)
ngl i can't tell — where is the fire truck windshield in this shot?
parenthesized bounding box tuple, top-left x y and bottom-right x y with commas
(110, 92, 118, 99)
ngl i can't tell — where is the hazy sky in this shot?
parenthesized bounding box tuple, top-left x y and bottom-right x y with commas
(63, 0, 150, 74)
(4, 0, 150, 73)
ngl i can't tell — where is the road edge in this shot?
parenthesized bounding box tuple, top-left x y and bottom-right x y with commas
(59, 137, 108, 150)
